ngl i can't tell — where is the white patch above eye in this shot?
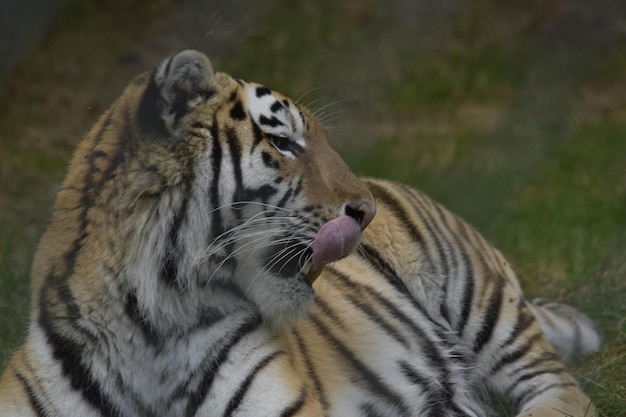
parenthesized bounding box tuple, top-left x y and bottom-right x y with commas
(245, 85, 306, 157)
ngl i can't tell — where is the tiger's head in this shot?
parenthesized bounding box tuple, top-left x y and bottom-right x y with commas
(33, 50, 375, 333)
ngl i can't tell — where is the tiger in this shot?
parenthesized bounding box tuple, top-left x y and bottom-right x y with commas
(0, 50, 600, 417)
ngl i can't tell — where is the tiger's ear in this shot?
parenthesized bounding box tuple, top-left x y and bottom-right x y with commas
(138, 50, 217, 136)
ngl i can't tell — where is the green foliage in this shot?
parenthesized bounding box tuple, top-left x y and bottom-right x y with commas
(0, 230, 31, 367)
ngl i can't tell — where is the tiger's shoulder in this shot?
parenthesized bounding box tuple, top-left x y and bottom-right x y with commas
(359, 177, 599, 357)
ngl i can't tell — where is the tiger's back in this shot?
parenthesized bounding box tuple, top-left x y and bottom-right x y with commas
(0, 50, 598, 417)
(289, 178, 599, 415)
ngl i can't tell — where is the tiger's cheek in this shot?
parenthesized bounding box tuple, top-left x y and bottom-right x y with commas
(238, 149, 297, 207)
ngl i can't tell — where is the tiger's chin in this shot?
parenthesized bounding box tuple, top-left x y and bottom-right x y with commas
(250, 270, 316, 330)
(239, 215, 363, 329)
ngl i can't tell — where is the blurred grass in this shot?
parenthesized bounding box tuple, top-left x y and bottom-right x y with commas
(0, 0, 624, 414)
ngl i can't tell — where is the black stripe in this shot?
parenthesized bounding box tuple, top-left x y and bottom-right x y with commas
(397, 361, 449, 416)
(262, 151, 279, 169)
(278, 388, 307, 417)
(276, 188, 293, 208)
(183, 316, 262, 417)
(309, 315, 410, 415)
(489, 332, 547, 375)
(270, 100, 283, 113)
(222, 351, 283, 417)
(402, 189, 457, 324)
(366, 181, 436, 280)
(356, 244, 453, 353)
(403, 186, 451, 277)
(291, 329, 329, 411)
(225, 126, 249, 220)
(506, 351, 559, 377)
(137, 70, 168, 136)
(61, 109, 114, 271)
(431, 202, 464, 324)
(14, 371, 47, 417)
(56, 280, 81, 320)
(160, 115, 197, 288)
(447, 209, 481, 328)
(66, 107, 127, 273)
(39, 296, 120, 417)
(99, 119, 128, 183)
(345, 293, 410, 348)
(505, 366, 568, 398)
(259, 114, 285, 127)
(327, 269, 410, 349)
(357, 244, 411, 298)
(160, 244, 179, 287)
(357, 244, 433, 322)
(163, 55, 174, 77)
(256, 86, 271, 97)
(293, 176, 303, 197)
(330, 267, 449, 372)
(124, 291, 161, 346)
(191, 121, 211, 130)
(226, 127, 244, 188)
(426, 200, 457, 273)
(360, 402, 387, 417)
(313, 297, 347, 330)
(327, 255, 458, 415)
(209, 122, 224, 239)
(454, 213, 472, 242)
(239, 184, 278, 204)
(364, 181, 434, 275)
(229, 101, 247, 121)
(250, 121, 264, 153)
(199, 88, 216, 101)
(160, 177, 192, 290)
(498, 301, 535, 349)
(457, 247, 475, 335)
(398, 360, 432, 389)
(513, 382, 578, 411)
(472, 276, 505, 352)
(33, 108, 129, 416)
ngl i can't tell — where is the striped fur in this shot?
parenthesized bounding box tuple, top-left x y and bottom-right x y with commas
(0, 50, 598, 417)
(528, 298, 600, 363)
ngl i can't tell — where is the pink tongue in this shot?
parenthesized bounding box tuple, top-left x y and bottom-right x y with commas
(311, 215, 361, 271)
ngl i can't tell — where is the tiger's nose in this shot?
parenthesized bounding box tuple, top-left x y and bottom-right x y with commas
(344, 201, 376, 231)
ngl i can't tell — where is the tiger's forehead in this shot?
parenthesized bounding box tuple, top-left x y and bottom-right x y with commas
(241, 82, 307, 148)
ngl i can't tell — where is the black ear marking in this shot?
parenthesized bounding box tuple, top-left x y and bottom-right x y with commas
(156, 50, 216, 100)
(139, 50, 218, 134)
(137, 71, 168, 138)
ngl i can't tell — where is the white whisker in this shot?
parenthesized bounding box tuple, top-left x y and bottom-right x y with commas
(235, 222, 313, 272)
(295, 86, 330, 106)
(312, 99, 350, 119)
(318, 111, 346, 124)
(318, 112, 346, 123)
(243, 243, 310, 297)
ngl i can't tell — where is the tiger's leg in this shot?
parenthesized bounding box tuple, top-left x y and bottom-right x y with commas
(469, 280, 595, 417)
(527, 298, 600, 363)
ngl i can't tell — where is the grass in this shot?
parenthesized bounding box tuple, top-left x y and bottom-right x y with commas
(0, 0, 624, 414)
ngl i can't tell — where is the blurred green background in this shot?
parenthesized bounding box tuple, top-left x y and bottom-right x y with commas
(0, 0, 624, 414)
